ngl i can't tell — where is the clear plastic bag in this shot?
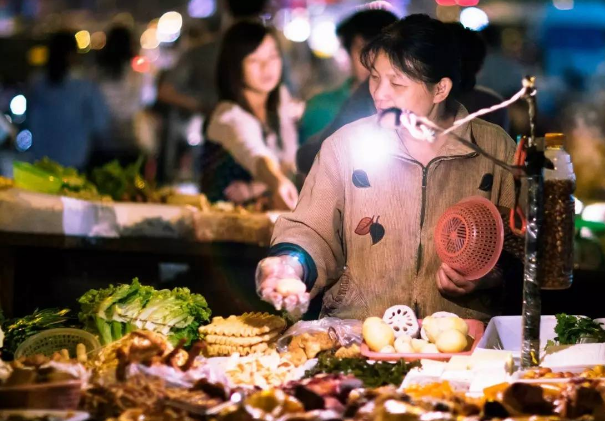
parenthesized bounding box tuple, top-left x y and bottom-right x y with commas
(127, 360, 231, 390)
(276, 318, 362, 352)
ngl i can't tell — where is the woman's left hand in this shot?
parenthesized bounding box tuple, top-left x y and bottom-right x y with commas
(436, 263, 502, 297)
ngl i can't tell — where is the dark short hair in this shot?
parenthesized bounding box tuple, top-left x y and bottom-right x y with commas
(216, 21, 283, 134)
(98, 25, 134, 79)
(47, 31, 77, 85)
(446, 22, 486, 92)
(336, 9, 398, 53)
(360, 14, 462, 96)
(226, 0, 268, 18)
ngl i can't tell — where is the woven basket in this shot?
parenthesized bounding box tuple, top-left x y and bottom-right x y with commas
(0, 381, 82, 410)
(15, 329, 100, 360)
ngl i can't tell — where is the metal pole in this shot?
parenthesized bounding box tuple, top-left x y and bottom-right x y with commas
(521, 77, 545, 368)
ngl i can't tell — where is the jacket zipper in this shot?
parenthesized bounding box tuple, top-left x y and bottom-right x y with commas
(397, 153, 478, 275)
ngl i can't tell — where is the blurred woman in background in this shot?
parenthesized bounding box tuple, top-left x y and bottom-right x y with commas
(93, 25, 145, 167)
(29, 31, 109, 169)
(201, 21, 298, 210)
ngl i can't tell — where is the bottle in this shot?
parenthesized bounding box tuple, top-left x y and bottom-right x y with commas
(540, 133, 576, 289)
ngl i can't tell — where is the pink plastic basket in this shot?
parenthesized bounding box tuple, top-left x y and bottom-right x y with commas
(434, 196, 504, 280)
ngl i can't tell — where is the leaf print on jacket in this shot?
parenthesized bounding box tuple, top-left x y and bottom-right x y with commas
(355, 215, 385, 245)
(352, 169, 371, 188)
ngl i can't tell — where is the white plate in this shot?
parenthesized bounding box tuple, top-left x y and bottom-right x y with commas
(0, 410, 89, 421)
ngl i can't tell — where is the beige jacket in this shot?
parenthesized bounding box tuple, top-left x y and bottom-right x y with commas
(271, 106, 517, 321)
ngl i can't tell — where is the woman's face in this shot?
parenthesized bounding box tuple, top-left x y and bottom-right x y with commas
(243, 35, 282, 94)
(369, 51, 437, 118)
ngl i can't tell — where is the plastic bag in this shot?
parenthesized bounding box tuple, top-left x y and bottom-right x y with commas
(276, 318, 362, 352)
(128, 359, 231, 390)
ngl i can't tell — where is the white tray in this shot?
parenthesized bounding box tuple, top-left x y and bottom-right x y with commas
(476, 316, 569, 358)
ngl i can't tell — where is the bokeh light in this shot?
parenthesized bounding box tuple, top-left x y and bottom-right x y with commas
(141, 28, 160, 49)
(27, 46, 48, 66)
(75, 30, 91, 51)
(553, 0, 573, 10)
(188, 0, 216, 18)
(16, 130, 33, 152)
(309, 21, 340, 58)
(90, 31, 106, 50)
(284, 10, 311, 43)
(132, 56, 151, 73)
(460, 7, 489, 31)
(456, 0, 480, 6)
(10, 95, 26, 116)
(157, 11, 183, 43)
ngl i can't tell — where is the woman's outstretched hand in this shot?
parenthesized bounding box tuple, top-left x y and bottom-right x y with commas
(272, 178, 299, 210)
(256, 256, 310, 319)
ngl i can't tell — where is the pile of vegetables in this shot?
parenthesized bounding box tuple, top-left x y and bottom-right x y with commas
(90, 156, 159, 202)
(31, 157, 159, 202)
(548, 313, 605, 346)
(78, 278, 211, 346)
(304, 352, 419, 388)
(34, 158, 107, 201)
(0, 308, 72, 359)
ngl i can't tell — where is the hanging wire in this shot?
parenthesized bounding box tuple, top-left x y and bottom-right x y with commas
(379, 81, 537, 177)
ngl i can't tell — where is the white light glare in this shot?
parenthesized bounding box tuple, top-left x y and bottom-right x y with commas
(10, 95, 26, 115)
(460, 7, 489, 31)
(553, 0, 574, 11)
(187, 115, 203, 146)
(284, 13, 311, 43)
(575, 198, 584, 215)
(351, 128, 392, 169)
(157, 11, 183, 43)
(309, 21, 340, 57)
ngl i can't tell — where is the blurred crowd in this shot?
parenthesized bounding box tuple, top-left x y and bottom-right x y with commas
(3, 0, 605, 209)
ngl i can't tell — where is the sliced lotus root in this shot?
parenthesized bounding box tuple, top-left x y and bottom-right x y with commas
(420, 311, 460, 341)
(382, 305, 419, 338)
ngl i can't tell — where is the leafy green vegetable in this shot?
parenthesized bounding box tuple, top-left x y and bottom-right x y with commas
(548, 313, 605, 346)
(1, 308, 72, 358)
(304, 352, 419, 388)
(78, 278, 211, 346)
(34, 158, 106, 200)
(91, 157, 157, 202)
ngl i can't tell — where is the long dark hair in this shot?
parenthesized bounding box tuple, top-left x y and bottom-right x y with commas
(360, 14, 461, 107)
(215, 20, 284, 140)
(97, 25, 134, 80)
(47, 31, 77, 85)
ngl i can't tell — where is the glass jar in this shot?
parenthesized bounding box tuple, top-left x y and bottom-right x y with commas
(540, 133, 576, 290)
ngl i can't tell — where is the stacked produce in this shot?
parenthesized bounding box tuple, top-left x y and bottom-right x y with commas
(198, 313, 286, 357)
(78, 279, 211, 346)
(2, 289, 605, 421)
(362, 307, 472, 355)
(0, 308, 72, 359)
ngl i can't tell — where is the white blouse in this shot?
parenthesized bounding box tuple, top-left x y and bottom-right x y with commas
(205, 85, 298, 178)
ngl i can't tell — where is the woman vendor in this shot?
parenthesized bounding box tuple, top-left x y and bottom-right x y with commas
(256, 14, 519, 321)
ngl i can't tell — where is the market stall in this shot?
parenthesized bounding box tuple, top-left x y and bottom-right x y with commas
(2, 297, 605, 421)
(0, 159, 279, 318)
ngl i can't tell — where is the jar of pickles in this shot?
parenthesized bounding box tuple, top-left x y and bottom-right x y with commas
(539, 133, 576, 290)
